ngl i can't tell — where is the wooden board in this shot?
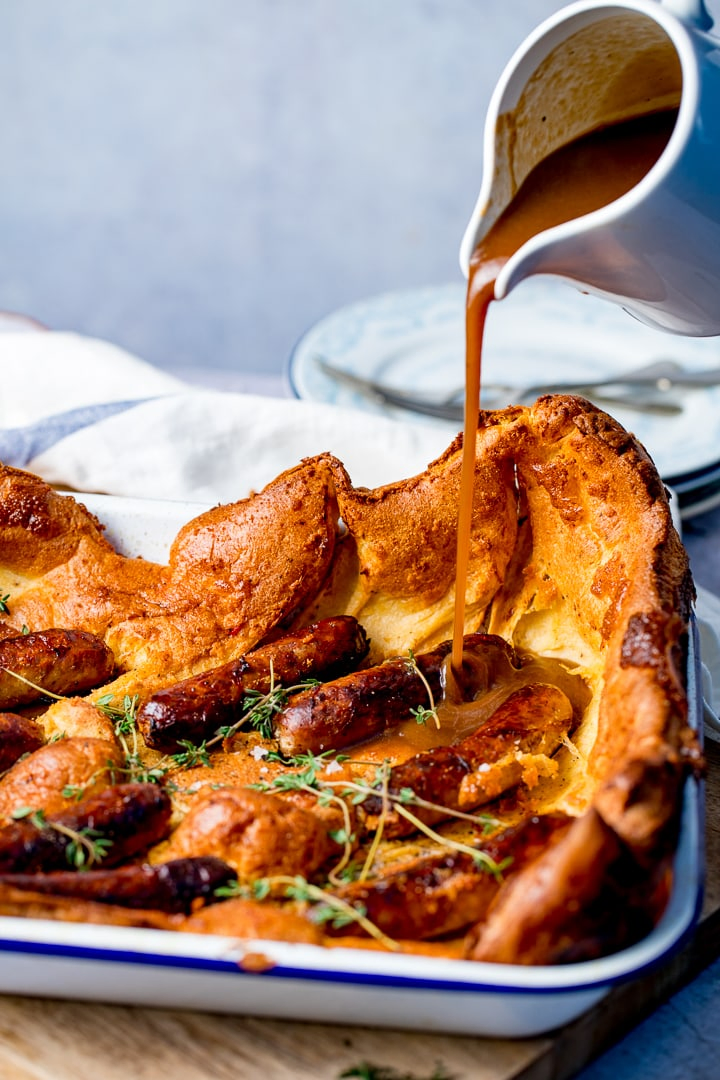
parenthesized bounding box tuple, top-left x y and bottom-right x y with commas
(0, 740, 717, 1080)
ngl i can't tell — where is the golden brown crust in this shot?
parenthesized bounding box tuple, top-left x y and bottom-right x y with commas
(300, 441, 518, 662)
(0, 464, 114, 576)
(158, 787, 340, 880)
(181, 896, 323, 943)
(0, 737, 124, 822)
(0, 456, 341, 677)
(0, 883, 178, 929)
(466, 808, 623, 964)
(0, 394, 698, 964)
(479, 396, 696, 854)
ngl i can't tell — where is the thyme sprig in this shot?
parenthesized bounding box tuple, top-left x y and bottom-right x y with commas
(261, 748, 349, 789)
(10, 805, 113, 870)
(95, 693, 169, 783)
(171, 740, 213, 769)
(357, 761, 391, 883)
(390, 803, 511, 878)
(95, 672, 323, 781)
(340, 1062, 455, 1080)
(208, 665, 322, 748)
(215, 874, 399, 950)
(0, 593, 10, 614)
(61, 784, 88, 801)
(335, 775, 498, 831)
(347, 772, 507, 877)
(60, 766, 112, 801)
(252, 750, 356, 884)
(96, 693, 215, 779)
(0, 667, 65, 701)
(405, 649, 440, 729)
(251, 755, 505, 881)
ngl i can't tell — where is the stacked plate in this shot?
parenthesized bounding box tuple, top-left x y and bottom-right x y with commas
(288, 280, 720, 519)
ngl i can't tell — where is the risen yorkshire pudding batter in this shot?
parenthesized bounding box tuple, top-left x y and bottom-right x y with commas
(0, 395, 700, 965)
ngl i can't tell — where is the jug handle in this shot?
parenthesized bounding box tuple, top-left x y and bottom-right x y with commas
(661, 0, 713, 29)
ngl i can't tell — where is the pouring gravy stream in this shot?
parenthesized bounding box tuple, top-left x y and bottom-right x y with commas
(450, 108, 678, 672)
(328, 110, 678, 763)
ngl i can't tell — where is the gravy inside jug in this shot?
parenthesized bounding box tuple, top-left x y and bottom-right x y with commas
(451, 108, 678, 671)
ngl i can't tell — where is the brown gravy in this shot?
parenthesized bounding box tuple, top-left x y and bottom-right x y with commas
(451, 109, 678, 669)
(348, 649, 589, 765)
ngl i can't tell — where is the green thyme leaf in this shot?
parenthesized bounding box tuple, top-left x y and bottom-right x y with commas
(170, 740, 212, 770)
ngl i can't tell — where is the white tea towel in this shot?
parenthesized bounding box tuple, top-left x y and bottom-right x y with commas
(0, 332, 453, 500)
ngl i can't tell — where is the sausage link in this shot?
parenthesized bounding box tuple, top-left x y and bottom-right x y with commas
(328, 812, 572, 941)
(330, 850, 496, 941)
(0, 782, 172, 872)
(138, 616, 369, 751)
(0, 855, 236, 913)
(275, 643, 448, 756)
(0, 713, 44, 773)
(275, 634, 519, 756)
(0, 629, 115, 709)
(361, 683, 575, 837)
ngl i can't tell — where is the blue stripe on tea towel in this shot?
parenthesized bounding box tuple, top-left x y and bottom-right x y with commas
(0, 400, 152, 468)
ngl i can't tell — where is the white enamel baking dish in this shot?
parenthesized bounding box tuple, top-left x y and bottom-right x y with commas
(0, 494, 704, 1038)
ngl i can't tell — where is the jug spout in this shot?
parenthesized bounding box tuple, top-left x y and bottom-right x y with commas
(460, 0, 720, 336)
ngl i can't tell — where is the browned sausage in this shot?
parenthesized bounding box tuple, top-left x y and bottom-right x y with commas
(0, 713, 44, 772)
(0, 855, 236, 913)
(0, 782, 172, 872)
(329, 850, 496, 942)
(361, 683, 575, 837)
(138, 616, 369, 751)
(275, 634, 519, 756)
(0, 629, 115, 709)
(327, 812, 572, 941)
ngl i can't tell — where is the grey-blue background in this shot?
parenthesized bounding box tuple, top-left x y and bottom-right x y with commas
(0, 0, 566, 379)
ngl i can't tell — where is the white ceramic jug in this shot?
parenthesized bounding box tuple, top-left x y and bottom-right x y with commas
(459, 0, 720, 335)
